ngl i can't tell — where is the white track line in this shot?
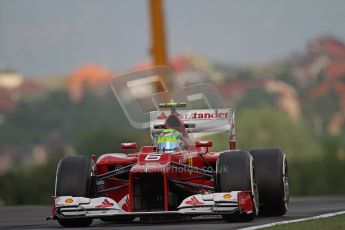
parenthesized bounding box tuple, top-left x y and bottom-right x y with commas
(238, 210, 345, 230)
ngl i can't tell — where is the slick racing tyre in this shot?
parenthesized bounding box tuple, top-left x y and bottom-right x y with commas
(55, 155, 95, 227)
(250, 149, 289, 216)
(215, 150, 258, 222)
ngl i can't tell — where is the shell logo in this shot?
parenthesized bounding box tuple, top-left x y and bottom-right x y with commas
(223, 193, 232, 199)
(65, 198, 74, 203)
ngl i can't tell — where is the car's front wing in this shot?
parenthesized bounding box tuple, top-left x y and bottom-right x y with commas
(52, 191, 253, 220)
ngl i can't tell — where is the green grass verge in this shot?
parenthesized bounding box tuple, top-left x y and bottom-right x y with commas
(265, 214, 345, 230)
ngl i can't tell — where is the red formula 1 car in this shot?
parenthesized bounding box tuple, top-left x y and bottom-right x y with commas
(51, 102, 289, 227)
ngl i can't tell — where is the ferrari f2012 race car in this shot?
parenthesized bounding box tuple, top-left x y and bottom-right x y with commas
(50, 102, 289, 227)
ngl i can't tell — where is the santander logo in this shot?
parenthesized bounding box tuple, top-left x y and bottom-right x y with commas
(122, 196, 129, 211)
(156, 110, 229, 120)
(96, 199, 114, 208)
(157, 113, 168, 120)
(118, 195, 129, 211)
(185, 196, 204, 206)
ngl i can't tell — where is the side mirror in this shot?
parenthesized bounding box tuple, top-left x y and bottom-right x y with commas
(121, 142, 137, 150)
(195, 140, 213, 148)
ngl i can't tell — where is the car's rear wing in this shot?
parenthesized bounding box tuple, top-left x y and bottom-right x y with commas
(150, 108, 236, 148)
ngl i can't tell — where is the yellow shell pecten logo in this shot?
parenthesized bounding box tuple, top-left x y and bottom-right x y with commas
(223, 193, 232, 199)
(65, 198, 74, 203)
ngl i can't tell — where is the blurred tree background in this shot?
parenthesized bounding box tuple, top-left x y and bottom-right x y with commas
(0, 90, 148, 205)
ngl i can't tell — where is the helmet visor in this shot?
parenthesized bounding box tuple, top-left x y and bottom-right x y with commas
(157, 141, 180, 153)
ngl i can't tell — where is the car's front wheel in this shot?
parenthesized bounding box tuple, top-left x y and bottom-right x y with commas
(55, 155, 95, 227)
(215, 150, 258, 222)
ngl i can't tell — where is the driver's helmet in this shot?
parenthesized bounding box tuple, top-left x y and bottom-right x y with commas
(156, 129, 184, 153)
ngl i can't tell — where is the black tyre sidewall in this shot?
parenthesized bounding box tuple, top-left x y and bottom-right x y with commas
(250, 148, 287, 216)
(55, 155, 94, 197)
(216, 150, 256, 221)
(216, 150, 252, 192)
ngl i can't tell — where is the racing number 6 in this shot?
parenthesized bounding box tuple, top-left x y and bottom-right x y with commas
(145, 154, 162, 161)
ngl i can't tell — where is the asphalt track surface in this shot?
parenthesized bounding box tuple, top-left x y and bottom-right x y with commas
(1, 197, 345, 230)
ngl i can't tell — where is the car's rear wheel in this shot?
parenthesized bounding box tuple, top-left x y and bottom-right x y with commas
(250, 149, 289, 216)
(215, 150, 258, 222)
(55, 155, 95, 227)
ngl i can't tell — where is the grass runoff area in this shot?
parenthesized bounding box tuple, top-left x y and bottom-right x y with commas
(265, 214, 345, 230)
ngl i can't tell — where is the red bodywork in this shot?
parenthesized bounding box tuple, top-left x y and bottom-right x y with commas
(92, 105, 237, 213)
(95, 147, 223, 212)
